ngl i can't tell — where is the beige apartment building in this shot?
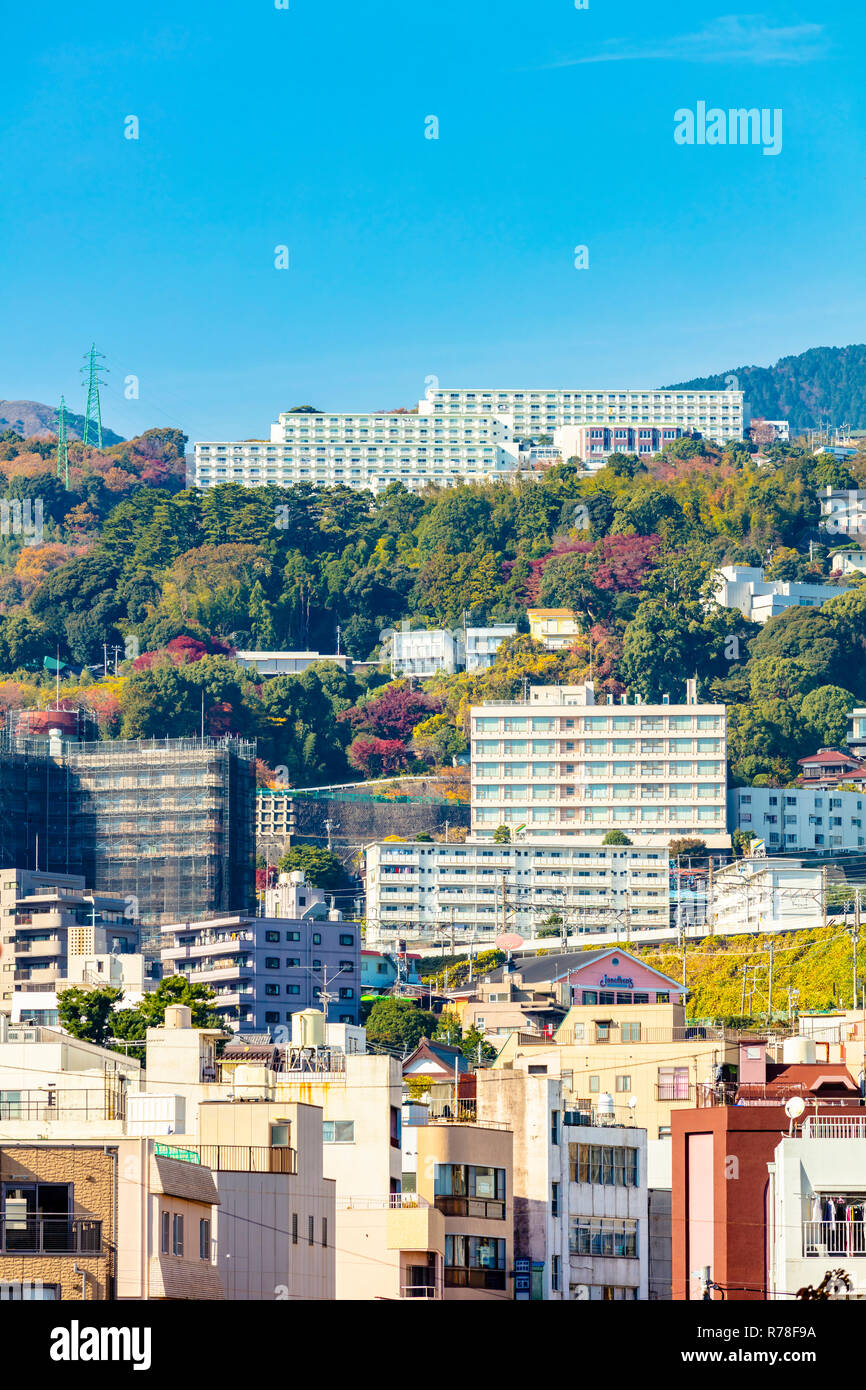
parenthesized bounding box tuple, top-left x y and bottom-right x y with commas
(413, 1118, 513, 1300)
(0, 1139, 224, 1300)
(495, 997, 745, 1140)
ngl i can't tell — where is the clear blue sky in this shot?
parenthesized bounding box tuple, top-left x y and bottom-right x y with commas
(1, 2, 864, 443)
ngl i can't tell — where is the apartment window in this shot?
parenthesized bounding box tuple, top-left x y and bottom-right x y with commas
(200, 1219, 210, 1261)
(322, 1217, 328, 1247)
(265, 931, 280, 943)
(339, 987, 354, 1000)
(265, 956, 280, 969)
(172, 1213, 184, 1257)
(271, 1123, 290, 1147)
(552, 1254, 562, 1292)
(589, 1075, 600, 1092)
(265, 984, 280, 996)
(264, 1010, 280, 1024)
(570, 1218, 638, 1257)
(292, 1213, 298, 1245)
(309, 1216, 315, 1246)
(323, 1121, 355, 1143)
(391, 1106, 402, 1149)
(313, 933, 322, 945)
(339, 934, 354, 946)
(286, 984, 300, 995)
(286, 931, 300, 941)
(571, 1144, 639, 1187)
(286, 957, 300, 968)
(615, 1075, 631, 1092)
(551, 1182, 560, 1217)
(339, 960, 354, 971)
(444, 1235, 507, 1290)
(658, 1065, 690, 1100)
(551, 1110, 560, 1145)
(161, 1210, 170, 1255)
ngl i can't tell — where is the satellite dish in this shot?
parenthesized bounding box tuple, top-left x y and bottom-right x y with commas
(573, 1284, 589, 1301)
(495, 933, 524, 951)
(784, 1096, 806, 1119)
(628, 1096, 638, 1109)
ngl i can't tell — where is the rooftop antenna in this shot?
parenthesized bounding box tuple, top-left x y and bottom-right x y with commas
(80, 344, 108, 449)
(55, 396, 69, 486)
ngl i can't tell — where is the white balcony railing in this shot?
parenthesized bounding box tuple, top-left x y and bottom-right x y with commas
(803, 1220, 866, 1257)
(802, 1116, 866, 1140)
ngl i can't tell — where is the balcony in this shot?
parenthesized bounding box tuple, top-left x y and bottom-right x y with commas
(656, 1083, 695, 1103)
(0, 1090, 126, 1122)
(0, 1217, 102, 1255)
(198, 1145, 296, 1174)
(802, 1116, 866, 1139)
(803, 1221, 866, 1257)
(434, 1195, 506, 1221)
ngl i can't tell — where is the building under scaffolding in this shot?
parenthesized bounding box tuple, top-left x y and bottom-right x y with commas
(0, 723, 256, 927)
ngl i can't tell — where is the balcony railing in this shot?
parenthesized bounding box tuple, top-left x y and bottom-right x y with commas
(401, 1283, 438, 1299)
(0, 1090, 126, 1122)
(196, 1144, 296, 1174)
(656, 1083, 695, 1103)
(0, 1217, 102, 1255)
(341, 1194, 429, 1210)
(434, 1195, 506, 1221)
(803, 1220, 866, 1257)
(444, 1268, 506, 1290)
(802, 1116, 866, 1140)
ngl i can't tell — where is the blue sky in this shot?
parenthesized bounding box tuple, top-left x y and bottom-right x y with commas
(1, 2, 864, 443)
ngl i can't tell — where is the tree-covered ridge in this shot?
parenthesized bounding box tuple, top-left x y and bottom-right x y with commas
(666, 343, 866, 430)
(0, 431, 864, 788)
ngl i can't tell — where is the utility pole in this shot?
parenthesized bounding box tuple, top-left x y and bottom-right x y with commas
(853, 890, 860, 1011)
(741, 961, 748, 1016)
(767, 939, 774, 1022)
(821, 865, 828, 922)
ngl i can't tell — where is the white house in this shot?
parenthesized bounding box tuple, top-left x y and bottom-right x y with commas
(464, 625, 517, 672)
(389, 628, 462, 678)
(768, 1112, 866, 1301)
(709, 857, 824, 935)
(235, 651, 351, 676)
(713, 565, 840, 624)
(830, 549, 866, 576)
(820, 488, 866, 537)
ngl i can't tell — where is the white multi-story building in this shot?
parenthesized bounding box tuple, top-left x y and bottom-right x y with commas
(235, 650, 351, 676)
(389, 627, 462, 677)
(192, 409, 520, 494)
(421, 386, 745, 445)
(709, 857, 824, 936)
(729, 785, 866, 852)
(713, 565, 840, 623)
(820, 487, 866, 537)
(768, 1112, 866, 1301)
(470, 683, 728, 845)
(464, 625, 517, 671)
(364, 839, 671, 943)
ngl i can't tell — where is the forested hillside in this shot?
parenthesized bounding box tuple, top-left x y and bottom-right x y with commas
(667, 343, 866, 430)
(0, 424, 865, 791)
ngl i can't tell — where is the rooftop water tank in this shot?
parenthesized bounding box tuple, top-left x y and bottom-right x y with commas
(595, 1092, 615, 1122)
(783, 1036, 816, 1065)
(295, 1008, 326, 1048)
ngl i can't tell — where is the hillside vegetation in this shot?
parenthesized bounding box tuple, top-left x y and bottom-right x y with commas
(667, 343, 866, 431)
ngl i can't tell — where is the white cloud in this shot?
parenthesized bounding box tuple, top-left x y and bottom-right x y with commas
(539, 14, 828, 69)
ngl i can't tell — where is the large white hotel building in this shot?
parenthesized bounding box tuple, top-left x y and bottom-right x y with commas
(191, 385, 745, 493)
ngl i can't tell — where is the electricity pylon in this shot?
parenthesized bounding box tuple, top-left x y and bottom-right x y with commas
(80, 344, 108, 449)
(55, 395, 69, 486)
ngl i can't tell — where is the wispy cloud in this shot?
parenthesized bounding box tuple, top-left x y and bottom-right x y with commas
(536, 14, 829, 70)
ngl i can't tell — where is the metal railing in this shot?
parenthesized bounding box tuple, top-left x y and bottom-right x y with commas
(434, 1195, 506, 1221)
(342, 1194, 430, 1211)
(401, 1283, 438, 1299)
(196, 1145, 296, 1174)
(0, 1217, 102, 1256)
(803, 1220, 866, 1257)
(0, 1090, 126, 1122)
(655, 1083, 695, 1103)
(802, 1116, 866, 1140)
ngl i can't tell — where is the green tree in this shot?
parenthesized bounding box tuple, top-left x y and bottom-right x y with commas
(800, 684, 860, 749)
(493, 825, 511, 843)
(57, 986, 123, 1047)
(603, 830, 632, 845)
(111, 976, 225, 1047)
(276, 845, 349, 890)
(669, 837, 707, 859)
(365, 997, 438, 1050)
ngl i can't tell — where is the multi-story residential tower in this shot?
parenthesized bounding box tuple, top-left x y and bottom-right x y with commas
(469, 682, 728, 846)
(421, 386, 745, 445)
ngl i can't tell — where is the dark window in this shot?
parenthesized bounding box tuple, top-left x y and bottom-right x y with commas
(339, 960, 354, 971)
(265, 984, 280, 996)
(339, 987, 354, 999)
(308, 1216, 315, 1246)
(265, 931, 280, 943)
(322, 1218, 328, 1248)
(286, 931, 300, 942)
(313, 933, 322, 946)
(287, 984, 300, 995)
(265, 957, 280, 969)
(264, 1010, 280, 1024)
(292, 1213, 298, 1245)
(161, 1210, 170, 1255)
(339, 934, 354, 946)
(173, 1213, 184, 1257)
(200, 1219, 210, 1261)
(286, 957, 300, 967)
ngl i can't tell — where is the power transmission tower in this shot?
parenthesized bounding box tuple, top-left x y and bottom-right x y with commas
(80, 344, 108, 449)
(55, 395, 69, 486)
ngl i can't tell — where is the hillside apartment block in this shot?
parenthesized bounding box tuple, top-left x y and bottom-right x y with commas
(729, 784, 866, 852)
(191, 386, 745, 494)
(469, 683, 728, 846)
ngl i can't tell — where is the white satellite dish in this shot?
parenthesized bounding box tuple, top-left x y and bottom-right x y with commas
(573, 1284, 589, 1301)
(784, 1096, 806, 1119)
(628, 1096, 638, 1109)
